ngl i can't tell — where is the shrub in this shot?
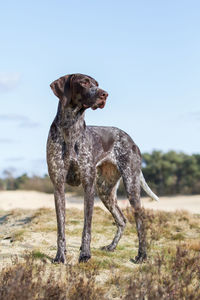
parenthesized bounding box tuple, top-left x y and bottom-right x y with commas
(0, 256, 105, 300)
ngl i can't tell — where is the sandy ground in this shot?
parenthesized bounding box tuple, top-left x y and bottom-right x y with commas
(0, 191, 199, 276)
(0, 190, 200, 213)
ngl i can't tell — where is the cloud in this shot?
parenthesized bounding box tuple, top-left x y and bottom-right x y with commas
(0, 138, 17, 144)
(0, 72, 21, 92)
(190, 111, 200, 121)
(179, 111, 200, 123)
(19, 121, 40, 128)
(5, 157, 24, 162)
(0, 114, 27, 122)
(0, 114, 40, 128)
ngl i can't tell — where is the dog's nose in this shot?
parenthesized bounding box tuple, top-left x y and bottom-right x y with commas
(100, 90, 108, 99)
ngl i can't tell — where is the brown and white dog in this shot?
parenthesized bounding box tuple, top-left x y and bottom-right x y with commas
(47, 73, 158, 263)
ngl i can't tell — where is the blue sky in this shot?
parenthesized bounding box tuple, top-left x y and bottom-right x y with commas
(0, 0, 200, 176)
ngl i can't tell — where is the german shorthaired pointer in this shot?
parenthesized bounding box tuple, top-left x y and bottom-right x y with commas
(47, 73, 159, 264)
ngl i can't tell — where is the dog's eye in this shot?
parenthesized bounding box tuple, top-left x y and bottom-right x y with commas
(80, 79, 90, 88)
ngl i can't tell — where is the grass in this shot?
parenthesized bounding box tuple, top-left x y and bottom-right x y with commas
(30, 250, 52, 261)
(11, 229, 26, 242)
(0, 206, 200, 299)
(185, 239, 200, 251)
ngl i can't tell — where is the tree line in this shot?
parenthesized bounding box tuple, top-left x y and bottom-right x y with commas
(1, 151, 200, 196)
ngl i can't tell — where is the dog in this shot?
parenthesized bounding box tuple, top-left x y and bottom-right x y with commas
(47, 73, 159, 263)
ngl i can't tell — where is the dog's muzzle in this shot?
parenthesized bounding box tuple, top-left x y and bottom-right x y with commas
(91, 90, 108, 110)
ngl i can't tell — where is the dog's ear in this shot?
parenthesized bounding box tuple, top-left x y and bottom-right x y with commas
(50, 75, 72, 106)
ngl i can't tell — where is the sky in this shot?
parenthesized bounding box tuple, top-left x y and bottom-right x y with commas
(0, 0, 200, 176)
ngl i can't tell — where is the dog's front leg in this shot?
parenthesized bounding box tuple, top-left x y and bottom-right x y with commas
(79, 181, 95, 263)
(53, 183, 66, 263)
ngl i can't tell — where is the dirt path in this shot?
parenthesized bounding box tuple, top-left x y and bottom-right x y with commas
(0, 191, 200, 213)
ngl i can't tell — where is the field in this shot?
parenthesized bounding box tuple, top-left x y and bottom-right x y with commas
(0, 191, 200, 299)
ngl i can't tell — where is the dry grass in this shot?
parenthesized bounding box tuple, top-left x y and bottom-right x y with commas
(0, 256, 106, 300)
(0, 206, 200, 299)
(185, 239, 200, 252)
(124, 246, 200, 300)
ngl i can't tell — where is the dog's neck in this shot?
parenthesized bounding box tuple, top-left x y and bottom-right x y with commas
(56, 102, 86, 145)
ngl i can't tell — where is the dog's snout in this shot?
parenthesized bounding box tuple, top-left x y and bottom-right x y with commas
(102, 91, 108, 98)
(100, 90, 108, 99)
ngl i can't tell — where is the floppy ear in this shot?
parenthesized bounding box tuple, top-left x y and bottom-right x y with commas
(50, 75, 72, 106)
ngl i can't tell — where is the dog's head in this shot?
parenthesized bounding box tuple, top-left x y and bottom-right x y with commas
(50, 73, 108, 110)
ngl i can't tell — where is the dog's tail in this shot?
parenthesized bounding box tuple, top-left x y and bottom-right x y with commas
(140, 171, 159, 201)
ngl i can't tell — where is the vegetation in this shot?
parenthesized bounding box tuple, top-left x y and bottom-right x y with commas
(142, 151, 200, 195)
(1, 151, 200, 195)
(0, 256, 105, 300)
(0, 207, 200, 299)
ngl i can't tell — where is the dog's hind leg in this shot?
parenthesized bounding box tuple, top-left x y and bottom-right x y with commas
(96, 162, 126, 251)
(122, 168, 147, 263)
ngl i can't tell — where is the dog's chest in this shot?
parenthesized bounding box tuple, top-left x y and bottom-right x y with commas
(66, 159, 81, 186)
(63, 140, 92, 186)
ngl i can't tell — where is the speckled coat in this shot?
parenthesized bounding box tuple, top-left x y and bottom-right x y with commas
(47, 73, 159, 263)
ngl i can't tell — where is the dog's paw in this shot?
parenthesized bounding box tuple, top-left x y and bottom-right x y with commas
(79, 252, 91, 263)
(130, 252, 147, 264)
(101, 244, 115, 252)
(53, 252, 66, 264)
